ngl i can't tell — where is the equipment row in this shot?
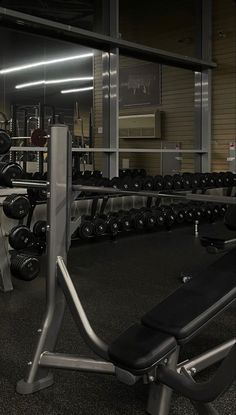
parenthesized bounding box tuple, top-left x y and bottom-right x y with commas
(76, 202, 227, 240)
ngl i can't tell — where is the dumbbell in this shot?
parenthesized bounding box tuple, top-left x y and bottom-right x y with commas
(110, 176, 121, 189)
(104, 213, 119, 235)
(222, 171, 234, 187)
(153, 175, 164, 191)
(132, 168, 146, 178)
(129, 209, 146, 231)
(152, 208, 165, 227)
(117, 210, 132, 232)
(203, 204, 220, 222)
(8, 225, 35, 251)
(160, 206, 176, 229)
(0, 129, 11, 155)
(163, 175, 173, 190)
(3, 194, 31, 219)
(27, 187, 47, 202)
(78, 216, 94, 240)
(219, 204, 227, 217)
(92, 170, 102, 178)
(212, 172, 223, 188)
(119, 169, 132, 177)
(92, 216, 107, 237)
(172, 174, 182, 190)
(0, 162, 24, 187)
(181, 173, 192, 190)
(139, 207, 157, 230)
(191, 203, 203, 221)
(33, 220, 47, 240)
(141, 176, 154, 191)
(179, 203, 195, 223)
(10, 253, 40, 281)
(170, 204, 185, 224)
(204, 173, 215, 188)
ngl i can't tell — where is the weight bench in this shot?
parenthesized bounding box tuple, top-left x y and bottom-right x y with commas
(200, 204, 236, 253)
(109, 248, 236, 414)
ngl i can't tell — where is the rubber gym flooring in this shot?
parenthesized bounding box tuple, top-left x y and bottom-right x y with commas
(0, 222, 235, 414)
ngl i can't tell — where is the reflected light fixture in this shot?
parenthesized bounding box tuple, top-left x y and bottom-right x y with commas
(61, 86, 94, 94)
(15, 77, 94, 89)
(0, 53, 93, 74)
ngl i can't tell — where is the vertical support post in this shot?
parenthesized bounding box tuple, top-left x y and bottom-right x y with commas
(17, 124, 71, 395)
(146, 348, 180, 415)
(102, 0, 119, 178)
(201, 0, 212, 172)
(194, 0, 212, 172)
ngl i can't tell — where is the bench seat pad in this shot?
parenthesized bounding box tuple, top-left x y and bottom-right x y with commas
(142, 249, 236, 344)
(108, 323, 176, 374)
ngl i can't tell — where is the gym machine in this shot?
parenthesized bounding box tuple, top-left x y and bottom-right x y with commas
(6, 125, 234, 415)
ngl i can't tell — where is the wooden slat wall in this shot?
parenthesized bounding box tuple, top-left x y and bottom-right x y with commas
(212, 0, 236, 171)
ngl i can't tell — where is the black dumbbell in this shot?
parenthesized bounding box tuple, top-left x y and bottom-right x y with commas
(170, 204, 185, 224)
(140, 207, 156, 230)
(9, 225, 35, 251)
(212, 172, 223, 188)
(129, 209, 145, 231)
(0, 129, 11, 155)
(132, 168, 146, 178)
(203, 204, 219, 222)
(152, 208, 165, 226)
(141, 176, 154, 191)
(0, 162, 24, 187)
(163, 175, 173, 190)
(153, 175, 164, 191)
(10, 253, 40, 281)
(33, 220, 47, 239)
(180, 203, 195, 223)
(222, 171, 234, 187)
(92, 216, 107, 237)
(191, 203, 203, 221)
(204, 173, 215, 188)
(117, 210, 132, 232)
(160, 206, 176, 229)
(105, 214, 119, 235)
(219, 204, 227, 217)
(181, 173, 192, 190)
(3, 194, 30, 219)
(92, 170, 102, 178)
(110, 176, 121, 189)
(172, 174, 182, 190)
(78, 216, 94, 240)
(119, 169, 132, 177)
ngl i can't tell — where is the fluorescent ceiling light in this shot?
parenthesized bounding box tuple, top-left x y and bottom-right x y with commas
(0, 53, 93, 75)
(15, 77, 94, 89)
(61, 86, 94, 94)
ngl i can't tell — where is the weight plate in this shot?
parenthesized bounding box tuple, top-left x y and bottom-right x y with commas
(31, 128, 47, 146)
(0, 129, 11, 155)
(3, 194, 30, 219)
(9, 225, 34, 250)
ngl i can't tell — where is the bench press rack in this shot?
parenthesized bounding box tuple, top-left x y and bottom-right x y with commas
(10, 125, 235, 415)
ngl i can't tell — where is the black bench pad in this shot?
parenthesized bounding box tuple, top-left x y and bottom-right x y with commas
(108, 323, 176, 374)
(142, 249, 236, 344)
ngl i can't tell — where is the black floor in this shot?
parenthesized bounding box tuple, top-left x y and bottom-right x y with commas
(0, 223, 235, 414)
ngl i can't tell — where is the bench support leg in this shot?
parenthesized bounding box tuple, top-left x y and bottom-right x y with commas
(146, 347, 180, 415)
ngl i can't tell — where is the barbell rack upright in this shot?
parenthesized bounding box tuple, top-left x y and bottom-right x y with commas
(17, 124, 112, 395)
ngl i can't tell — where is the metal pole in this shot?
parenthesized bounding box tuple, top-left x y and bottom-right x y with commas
(17, 124, 70, 395)
(177, 339, 236, 375)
